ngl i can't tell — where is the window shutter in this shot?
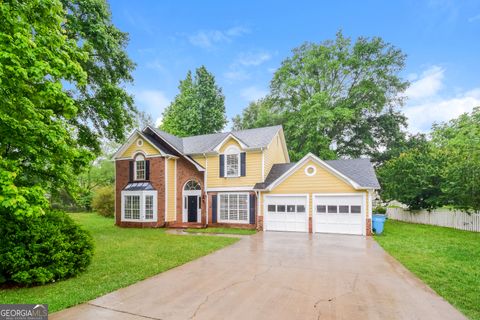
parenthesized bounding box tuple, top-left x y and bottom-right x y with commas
(219, 155, 225, 177)
(249, 194, 256, 224)
(129, 161, 134, 182)
(240, 152, 246, 176)
(212, 195, 217, 223)
(145, 160, 150, 180)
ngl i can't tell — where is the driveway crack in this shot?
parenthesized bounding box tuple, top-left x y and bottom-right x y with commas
(87, 302, 163, 320)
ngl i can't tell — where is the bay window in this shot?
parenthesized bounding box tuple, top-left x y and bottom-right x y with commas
(218, 193, 249, 223)
(121, 191, 157, 222)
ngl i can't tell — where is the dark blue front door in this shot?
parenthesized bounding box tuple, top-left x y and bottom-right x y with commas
(187, 196, 198, 222)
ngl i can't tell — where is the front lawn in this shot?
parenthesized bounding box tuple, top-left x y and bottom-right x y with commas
(185, 227, 256, 235)
(375, 220, 480, 320)
(0, 213, 238, 312)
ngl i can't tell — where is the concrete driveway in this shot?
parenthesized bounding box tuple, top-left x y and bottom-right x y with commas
(52, 232, 465, 320)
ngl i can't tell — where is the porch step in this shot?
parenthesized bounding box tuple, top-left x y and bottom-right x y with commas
(168, 223, 206, 229)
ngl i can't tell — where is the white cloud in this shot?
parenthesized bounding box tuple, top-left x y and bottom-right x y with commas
(236, 51, 271, 66)
(404, 66, 480, 133)
(468, 14, 480, 22)
(224, 70, 250, 81)
(240, 86, 268, 102)
(188, 26, 250, 49)
(134, 90, 170, 118)
(405, 65, 444, 100)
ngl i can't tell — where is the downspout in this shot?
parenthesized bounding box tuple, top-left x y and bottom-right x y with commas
(203, 153, 208, 225)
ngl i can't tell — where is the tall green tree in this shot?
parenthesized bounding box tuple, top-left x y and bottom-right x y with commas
(0, 0, 135, 217)
(233, 31, 408, 162)
(160, 66, 226, 136)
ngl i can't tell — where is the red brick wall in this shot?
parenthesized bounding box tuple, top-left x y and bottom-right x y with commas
(366, 218, 372, 236)
(115, 157, 166, 228)
(207, 192, 257, 229)
(175, 157, 206, 224)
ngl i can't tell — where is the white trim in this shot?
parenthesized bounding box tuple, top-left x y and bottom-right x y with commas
(164, 158, 168, 222)
(217, 192, 250, 224)
(182, 180, 202, 223)
(145, 125, 205, 172)
(257, 191, 261, 217)
(174, 159, 177, 223)
(278, 128, 290, 163)
(115, 154, 163, 161)
(224, 148, 241, 178)
(367, 190, 373, 219)
(304, 165, 316, 176)
(207, 186, 253, 192)
(136, 139, 143, 146)
(266, 153, 362, 191)
(113, 130, 165, 159)
(204, 155, 208, 225)
(261, 150, 265, 181)
(311, 193, 366, 236)
(213, 133, 248, 152)
(133, 153, 146, 181)
(263, 194, 309, 232)
(121, 190, 158, 222)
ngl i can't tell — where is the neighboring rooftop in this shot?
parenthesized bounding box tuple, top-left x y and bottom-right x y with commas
(148, 125, 283, 155)
(254, 158, 380, 190)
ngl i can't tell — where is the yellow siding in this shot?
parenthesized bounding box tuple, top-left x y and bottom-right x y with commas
(191, 156, 206, 168)
(264, 132, 288, 177)
(166, 158, 176, 221)
(121, 137, 160, 158)
(261, 160, 363, 217)
(202, 137, 263, 188)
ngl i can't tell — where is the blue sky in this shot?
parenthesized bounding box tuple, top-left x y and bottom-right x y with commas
(109, 0, 480, 133)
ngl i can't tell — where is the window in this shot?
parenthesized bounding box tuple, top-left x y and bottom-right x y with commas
(339, 205, 349, 213)
(316, 205, 326, 213)
(351, 205, 361, 214)
(135, 154, 146, 180)
(125, 195, 140, 219)
(184, 180, 201, 190)
(267, 205, 276, 212)
(277, 205, 286, 212)
(145, 195, 153, 219)
(327, 205, 338, 213)
(297, 205, 306, 213)
(225, 153, 239, 177)
(122, 191, 157, 222)
(218, 193, 249, 223)
(287, 205, 296, 212)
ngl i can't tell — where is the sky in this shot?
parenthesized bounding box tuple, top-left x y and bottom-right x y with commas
(108, 0, 480, 133)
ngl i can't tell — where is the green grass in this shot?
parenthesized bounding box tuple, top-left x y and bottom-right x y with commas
(185, 227, 257, 235)
(0, 213, 238, 312)
(375, 220, 480, 320)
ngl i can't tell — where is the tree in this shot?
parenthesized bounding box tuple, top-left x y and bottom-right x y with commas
(0, 0, 135, 217)
(233, 31, 408, 162)
(161, 66, 226, 136)
(377, 140, 444, 211)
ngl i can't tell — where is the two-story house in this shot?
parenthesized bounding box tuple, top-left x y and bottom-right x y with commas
(113, 125, 380, 235)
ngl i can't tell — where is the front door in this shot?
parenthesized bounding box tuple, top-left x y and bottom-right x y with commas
(187, 196, 198, 222)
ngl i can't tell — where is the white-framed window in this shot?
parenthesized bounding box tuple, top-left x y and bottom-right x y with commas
(121, 191, 157, 222)
(224, 146, 240, 177)
(218, 193, 249, 223)
(135, 154, 146, 180)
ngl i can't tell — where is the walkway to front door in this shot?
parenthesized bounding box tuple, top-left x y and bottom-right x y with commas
(52, 233, 466, 320)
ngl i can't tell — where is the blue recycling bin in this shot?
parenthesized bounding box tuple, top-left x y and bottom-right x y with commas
(372, 214, 387, 234)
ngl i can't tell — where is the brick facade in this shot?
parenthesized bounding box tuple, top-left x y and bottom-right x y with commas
(366, 218, 372, 236)
(207, 192, 257, 229)
(115, 157, 166, 228)
(175, 157, 206, 224)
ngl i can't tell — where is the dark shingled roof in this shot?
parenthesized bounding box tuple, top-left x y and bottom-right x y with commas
(254, 158, 380, 190)
(123, 182, 155, 191)
(148, 125, 282, 155)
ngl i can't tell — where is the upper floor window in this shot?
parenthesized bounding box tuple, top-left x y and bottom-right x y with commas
(225, 146, 240, 177)
(135, 154, 146, 180)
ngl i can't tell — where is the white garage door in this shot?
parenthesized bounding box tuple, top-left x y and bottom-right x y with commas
(264, 196, 308, 232)
(314, 195, 364, 235)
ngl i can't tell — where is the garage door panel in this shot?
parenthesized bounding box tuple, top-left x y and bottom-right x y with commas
(314, 195, 364, 235)
(265, 196, 308, 233)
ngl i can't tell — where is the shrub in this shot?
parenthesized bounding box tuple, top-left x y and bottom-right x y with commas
(92, 185, 114, 217)
(0, 210, 94, 286)
(374, 206, 387, 214)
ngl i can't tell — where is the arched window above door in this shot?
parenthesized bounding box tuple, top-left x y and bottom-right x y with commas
(184, 180, 201, 191)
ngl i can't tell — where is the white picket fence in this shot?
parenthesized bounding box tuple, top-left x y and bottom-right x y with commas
(387, 207, 480, 232)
